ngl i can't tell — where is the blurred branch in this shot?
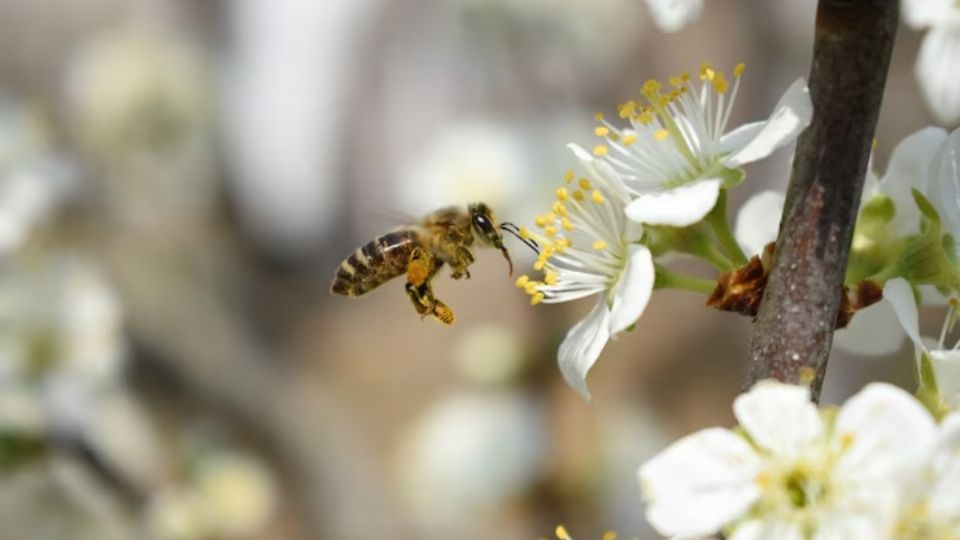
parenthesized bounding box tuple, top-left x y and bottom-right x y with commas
(745, 0, 899, 401)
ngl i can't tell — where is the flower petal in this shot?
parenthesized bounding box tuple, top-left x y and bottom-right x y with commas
(639, 428, 762, 538)
(927, 127, 960, 242)
(917, 26, 960, 126)
(608, 244, 655, 335)
(879, 127, 948, 236)
(734, 190, 784, 256)
(902, 0, 954, 28)
(722, 78, 812, 168)
(644, 0, 703, 33)
(729, 520, 803, 540)
(832, 301, 906, 357)
(834, 383, 936, 484)
(882, 278, 926, 352)
(733, 381, 821, 457)
(930, 349, 960, 410)
(928, 412, 960, 518)
(625, 179, 720, 226)
(557, 299, 610, 400)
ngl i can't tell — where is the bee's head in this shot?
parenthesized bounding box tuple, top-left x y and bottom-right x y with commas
(468, 202, 512, 275)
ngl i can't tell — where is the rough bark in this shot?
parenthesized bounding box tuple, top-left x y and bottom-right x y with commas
(746, 0, 899, 401)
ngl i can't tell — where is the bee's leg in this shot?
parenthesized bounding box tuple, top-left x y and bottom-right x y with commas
(448, 247, 475, 280)
(406, 248, 455, 324)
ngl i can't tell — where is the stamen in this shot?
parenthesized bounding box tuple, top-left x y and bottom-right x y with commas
(734, 63, 745, 77)
(594, 112, 604, 121)
(593, 240, 608, 251)
(579, 178, 592, 190)
(564, 170, 574, 183)
(515, 275, 530, 288)
(572, 190, 584, 201)
(556, 525, 571, 540)
(561, 217, 573, 231)
(602, 532, 617, 540)
(535, 215, 548, 228)
(545, 226, 557, 238)
(595, 126, 610, 137)
(545, 272, 558, 285)
(593, 145, 609, 156)
(622, 133, 638, 145)
(592, 190, 605, 205)
(555, 187, 569, 201)
(530, 292, 545, 305)
(654, 129, 669, 141)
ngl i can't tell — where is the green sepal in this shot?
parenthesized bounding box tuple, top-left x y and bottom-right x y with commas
(718, 167, 746, 189)
(916, 351, 950, 421)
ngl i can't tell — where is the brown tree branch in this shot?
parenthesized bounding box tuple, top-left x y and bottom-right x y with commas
(745, 0, 899, 401)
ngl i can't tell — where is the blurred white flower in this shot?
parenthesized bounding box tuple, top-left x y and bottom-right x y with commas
(398, 119, 529, 218)
(639, 381, 935, 539)
(593, 64, 810, 227)
(0, 96, 75, 256)
(452, 324, 526, 385)
(396, 391, 545, 530)
(891, 412, 960, 538)
(224, 0, 380, 256)
(0, 258, 162, 488)
(145, 451, 277, 540)
(902, 0, 960, 125)
(64, 29, 209, 165)
(517, 145, 653, 399)
(644, 0, 703, 32)
(884, 277, 960, 410)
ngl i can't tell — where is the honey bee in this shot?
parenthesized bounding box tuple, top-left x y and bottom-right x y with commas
(330, 202, 536, 324)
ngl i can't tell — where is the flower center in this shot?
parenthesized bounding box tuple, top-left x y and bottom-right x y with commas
(590, 62, 746, 190)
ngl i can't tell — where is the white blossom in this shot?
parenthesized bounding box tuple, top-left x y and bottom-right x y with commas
(884, 277, 960, 410)
(639, 381, 935, 539)
(644, 0, 703, 33)
(891, 412, 960, 538)
(902, 0, 960, 125)
(591, 64, 811, 227)
(517, 146, 654, 399)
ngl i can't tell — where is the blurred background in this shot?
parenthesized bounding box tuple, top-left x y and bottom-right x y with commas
(0, 1, 942, 539)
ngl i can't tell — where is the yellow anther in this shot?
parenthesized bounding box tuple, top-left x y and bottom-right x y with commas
(712, 72, 729, 93)
(618, 100, 637, 118)
(545, 212, 557, 221)
(561, 217, 573, 231)
(699, 62, 712, 78)
(515, 275, 530, 288)
(592, 239, 608, 251)
(593, 145, 608, 157)
(545, 226, 557, 238)
(595, 126, 610, 137)
(554, 202, 567, 216)
(556, 525, 571, 540)
(579, 178, 592, 190)
(533, 259, 545, 271)
(654, 129, 669, 141)
(525, 281, 540, 295)
(603, 532, 618, 540)
(755, 472, 773, 489)
(556, 237, 570, 249)
(545, 272, 558, 285)
(734, 62, 745, 76)
(530, 292, 544, 306)
(642, 79, 661, 94)
(572, 190, 584, 201)
(564, 170, 574, 183)
(519, 227, 532, 239)
(555, 187, 569, 201)
(608, 132, 620, 142)
(668, 75, 683, 87)
(535, 215, 548, 228)
(623, 133, 638, 145)
(592, 190, 604, 205)
(840, 432, 855, 451)
(951, 297, 960, 308)
(635, 111, 654, 125)
(542, 245, 556, 258)
(594, 112, 604, 121)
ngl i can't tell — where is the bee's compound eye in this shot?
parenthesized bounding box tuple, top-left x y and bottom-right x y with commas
(473, 214, 490, 230)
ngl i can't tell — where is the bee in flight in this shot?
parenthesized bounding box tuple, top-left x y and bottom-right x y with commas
(330, 202, 536, 325)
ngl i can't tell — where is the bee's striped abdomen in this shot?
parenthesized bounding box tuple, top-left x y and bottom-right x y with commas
(330, 229, 420, 297)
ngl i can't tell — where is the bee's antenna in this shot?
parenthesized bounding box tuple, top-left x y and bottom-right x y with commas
(499, 222, 540, 255)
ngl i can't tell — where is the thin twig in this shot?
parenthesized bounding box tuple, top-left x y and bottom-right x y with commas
(745, 0, 899, 402)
